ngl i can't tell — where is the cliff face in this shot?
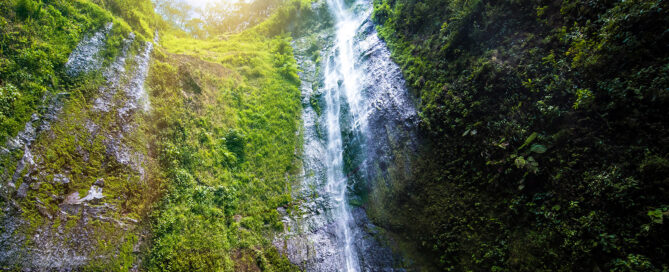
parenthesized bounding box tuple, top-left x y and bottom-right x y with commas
(1, 1, 160, 269)
(371, 0, 669, 270)
(275, 0, 416, 270)
(4, 0, 666, 270)
(0, 0, 308, 270)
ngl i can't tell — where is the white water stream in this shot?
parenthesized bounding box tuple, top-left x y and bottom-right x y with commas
(279, 0, 418, 270)
(323, 0, 370, 270)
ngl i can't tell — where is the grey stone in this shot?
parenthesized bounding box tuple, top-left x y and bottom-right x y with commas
(79, 185, 104, 204)
(276, 0, 417, 270)
(93, 178, 104, 187)
(0, 24, 152, 271)
(16, 182, 29, 198)
(53, 174, 70, 184)
(66, 22, 113, 76)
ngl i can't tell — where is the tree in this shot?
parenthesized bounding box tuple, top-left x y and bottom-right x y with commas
(199, 1, 234, 34)
(153, 0, 192, 29)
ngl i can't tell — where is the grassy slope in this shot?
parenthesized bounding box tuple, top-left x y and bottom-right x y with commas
(1, 0, 313, 270)
(371, 0, 669, 270)
(144, 1, 314, 271)
(145, 33, 301, 272)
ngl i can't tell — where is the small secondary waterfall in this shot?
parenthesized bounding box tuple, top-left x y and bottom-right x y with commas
(1, 23, 155, 268)
(278, 0, 418, 270)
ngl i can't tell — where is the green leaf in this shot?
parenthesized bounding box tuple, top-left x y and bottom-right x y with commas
(514, 156, 527, 168)
(648, 209, 663, 224)
(530, 144, 547, 154)
(517, 132, 538, 151)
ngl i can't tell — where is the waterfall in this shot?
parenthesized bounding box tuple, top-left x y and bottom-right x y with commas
(322, 56, 360, 271)
(322, 0, 372, 270)
(278, 0, 418, 270)
(328, 0, 369, 133)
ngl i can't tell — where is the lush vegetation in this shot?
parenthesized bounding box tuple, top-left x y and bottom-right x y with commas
(0, 0, 164, 269)
(1, 0, 312, 270)
(155, 0, 285, 37)
(0, 0, 150, 144)
(145, 16, 306, 272)
(371, 0, 669, 270)
(4, 0, 668, 270)
(142, 0, 316, 270)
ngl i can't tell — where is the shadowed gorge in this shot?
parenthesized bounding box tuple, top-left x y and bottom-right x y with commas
(1, 0, 668, 271)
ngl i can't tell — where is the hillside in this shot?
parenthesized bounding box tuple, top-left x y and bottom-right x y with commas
(0, 0, 311, 270)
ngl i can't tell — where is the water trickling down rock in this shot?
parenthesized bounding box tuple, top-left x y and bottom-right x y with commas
(0, 24, 156, 270)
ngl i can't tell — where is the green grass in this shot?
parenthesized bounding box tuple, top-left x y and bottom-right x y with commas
(143, 2, 315, 270)
(1, 0, 296, 270)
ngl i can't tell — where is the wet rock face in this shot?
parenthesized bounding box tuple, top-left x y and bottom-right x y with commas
(5, 93, 67, 188)
(66, 22, 113, 76)
(275, 27, 343, 270)
(351, 207, 400, 272)
(92, 34, 155, 181)
(0, 24, 155, 270)
(276, 0, 416, 271)
(355, 18, 419, 185)
(1, 198, 132, 270)
(341, 7, 418, 270)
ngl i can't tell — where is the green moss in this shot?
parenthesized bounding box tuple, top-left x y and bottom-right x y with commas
(1, 0, 168, 268)
(0, 0, 162, 145)
(86, 232, 138, 271)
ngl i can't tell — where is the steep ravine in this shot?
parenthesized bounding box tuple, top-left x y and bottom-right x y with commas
(276, 0, 419, 270)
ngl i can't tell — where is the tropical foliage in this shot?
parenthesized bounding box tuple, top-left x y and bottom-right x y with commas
(372, 0, 669, 270)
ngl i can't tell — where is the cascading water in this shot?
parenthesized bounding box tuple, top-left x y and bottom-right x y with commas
(277, 0, 418, 270)
(322, 10, 361, 271)
(322, 55, 359, 271)
(328, 0, 368, 132)
(321, 0, 378, 270)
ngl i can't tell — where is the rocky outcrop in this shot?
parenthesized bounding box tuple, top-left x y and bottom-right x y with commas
(65, 23, 113, 76)
(0, 24, 155, 270)
(3, 91, 68, 190)
(275, 0, 414, 270)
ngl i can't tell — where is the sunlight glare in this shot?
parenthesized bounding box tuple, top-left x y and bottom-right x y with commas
(184, 0, 227, 9)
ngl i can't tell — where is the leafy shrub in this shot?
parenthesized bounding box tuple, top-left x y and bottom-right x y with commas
(15, 0, 40, 19)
